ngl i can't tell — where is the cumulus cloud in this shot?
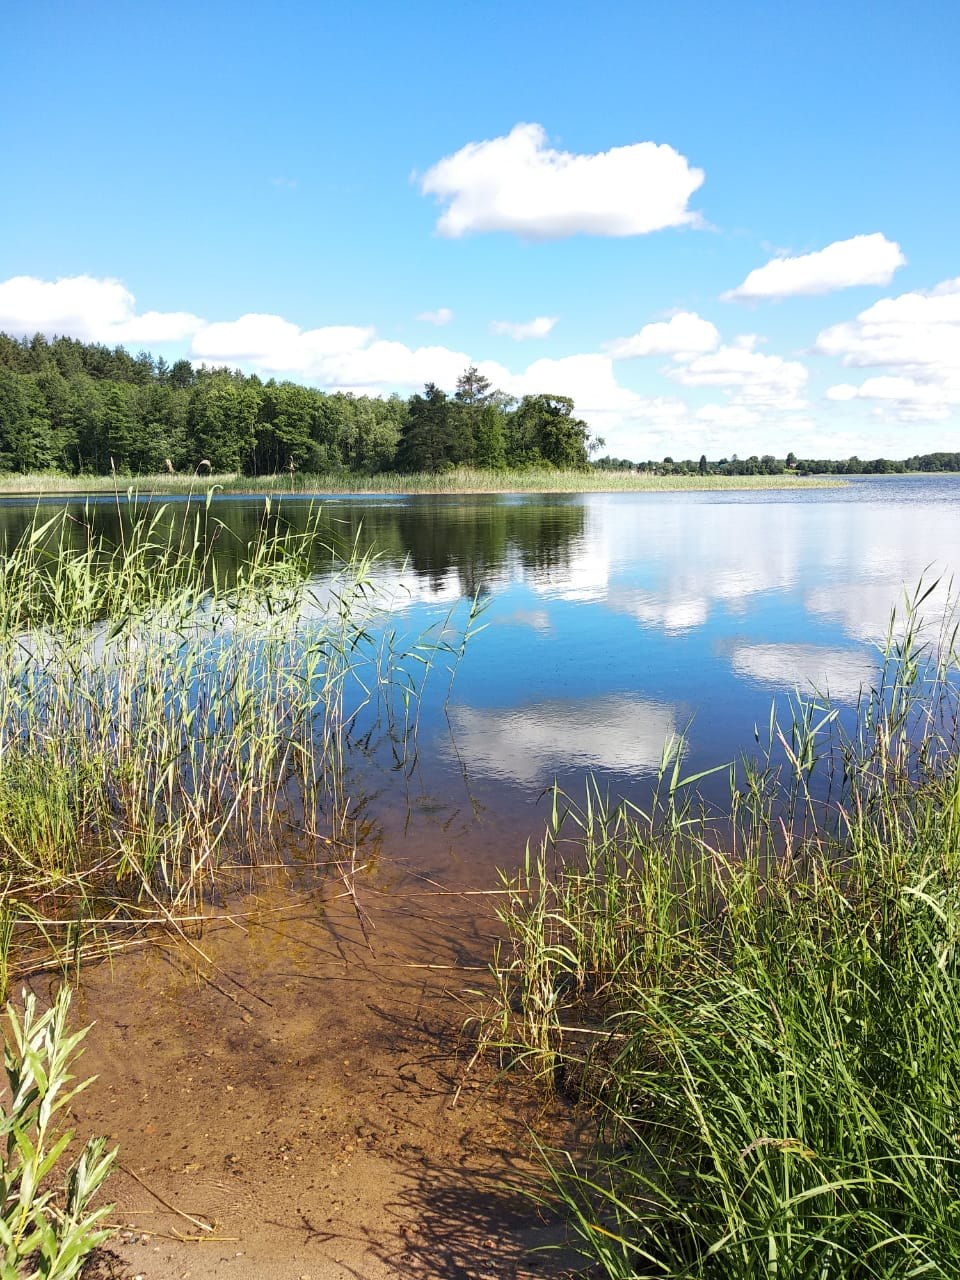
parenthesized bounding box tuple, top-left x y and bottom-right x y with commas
(724, 233, 906, 301)
(184, 306, 649, 422)
(605, 310, 720, 359)
(419, 122, 704, 240)
(826, 376, 953, 421)
(815, 276, 960, 422)
(192, 313, 489, 393)
(0, 274, 204, 344)
(193, 313, 375, 368)
(815, 276, 960, 370)
(490, 315, 558, 341)
(668, 336, 809, 411)
(417, 307, 454, 326)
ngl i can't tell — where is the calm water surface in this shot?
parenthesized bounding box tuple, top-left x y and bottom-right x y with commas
(5, 477, 959, 879)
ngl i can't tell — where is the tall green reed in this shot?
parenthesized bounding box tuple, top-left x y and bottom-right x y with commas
(0, 469, 843, 497)
(0, 499, 466, 991)
(486, 585, 960, 1277)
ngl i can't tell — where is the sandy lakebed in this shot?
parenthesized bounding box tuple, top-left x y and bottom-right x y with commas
(52, 865, 585, 1280)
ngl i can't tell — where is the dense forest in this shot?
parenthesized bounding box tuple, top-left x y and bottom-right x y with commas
(0, 332, 593, 475)
(2, 332, 958, 479)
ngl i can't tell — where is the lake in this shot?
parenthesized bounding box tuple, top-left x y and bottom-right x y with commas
(5, 475, 959, 884)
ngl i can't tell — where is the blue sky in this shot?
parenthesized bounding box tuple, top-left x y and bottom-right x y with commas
(2, 0, 958, 460)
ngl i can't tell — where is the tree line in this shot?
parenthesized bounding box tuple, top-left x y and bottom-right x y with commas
(0, 333, 592, 475)
(4, 333, 956, 480)
(595, 451, 960, 476)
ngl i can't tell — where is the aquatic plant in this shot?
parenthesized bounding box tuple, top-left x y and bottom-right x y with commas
(0, 467, 842, 497)
(485, 585, 960, 1277)
(0, 499, 473, 992)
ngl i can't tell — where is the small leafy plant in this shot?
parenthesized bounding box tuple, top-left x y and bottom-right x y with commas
(0, 987, 115, 1280)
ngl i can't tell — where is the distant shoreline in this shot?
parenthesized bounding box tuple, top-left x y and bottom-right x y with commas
(0, 468, 848, 498)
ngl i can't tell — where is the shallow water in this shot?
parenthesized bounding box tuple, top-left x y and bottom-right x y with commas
(6, 476, 960, 881)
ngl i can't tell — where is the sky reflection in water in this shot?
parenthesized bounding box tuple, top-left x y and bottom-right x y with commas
(372, 478, 960, 821)
(5, 478, 959, 869)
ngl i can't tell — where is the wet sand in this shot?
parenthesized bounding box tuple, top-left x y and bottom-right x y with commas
(57, 869, 584, 1280)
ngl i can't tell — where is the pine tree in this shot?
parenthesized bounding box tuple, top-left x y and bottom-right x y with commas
(398, 383, 457, 472)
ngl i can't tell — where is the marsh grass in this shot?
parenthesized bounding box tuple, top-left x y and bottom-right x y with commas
(0, 469, 843, 497)
(486, 586, 960, 1277)
(0, 498, 470, 993)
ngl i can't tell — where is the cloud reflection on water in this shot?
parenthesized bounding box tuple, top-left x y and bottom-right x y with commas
(519, 490, 960, 653)
(445, 694, 680, 786)
(729, 643, 878, 703)
(805, 578, 958, 644)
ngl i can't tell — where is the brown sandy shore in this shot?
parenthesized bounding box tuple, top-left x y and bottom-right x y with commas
(51, 871, 585, 1280)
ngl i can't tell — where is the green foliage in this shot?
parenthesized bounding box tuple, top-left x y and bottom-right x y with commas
(398, 382, 460, 472)
(472, 403, 508, 469)
(0, 332, 607, 481)
(487, 592, 960, 1277)
(1, 987, 115, 1279)
(186, 374, 261, 471)
(625, 451, 960, 477)
(507, 394, 590, 469)
(0, 501, 475, 986)
(0, 371, 51, 473)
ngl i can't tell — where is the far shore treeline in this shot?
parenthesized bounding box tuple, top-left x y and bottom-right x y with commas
(595, 450, 960, 477)
(0, 332, 593, 476)
(1, 332, 958, 480)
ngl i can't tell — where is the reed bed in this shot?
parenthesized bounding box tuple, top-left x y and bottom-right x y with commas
(0, 500, 464, 993)
(486, 587, 960, 1277)
(0, 469, 843, 496)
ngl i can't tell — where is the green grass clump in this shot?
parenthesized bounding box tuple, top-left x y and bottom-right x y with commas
(487, 592, 960, 1277)
(0, 500, 467, 992)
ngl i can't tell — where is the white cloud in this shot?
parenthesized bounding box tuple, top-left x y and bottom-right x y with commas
(419, 122, 704, 240)
(190, 311, 502, 394)
(694, 402, 762, 428)
(188, 311, 638, 415)
(668, 339, 809, 411)
(814, 276, 960, 422)
(193, 313, 375, 368)
(815, 276, 960, 370)
(724, 233, 906, 301)
(490, 315, 558, 341)
(0, 275, 204, 345)
(606, 310, 720, 359)
(826, 376, 953, 422)
(417, 307, 454, 326)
